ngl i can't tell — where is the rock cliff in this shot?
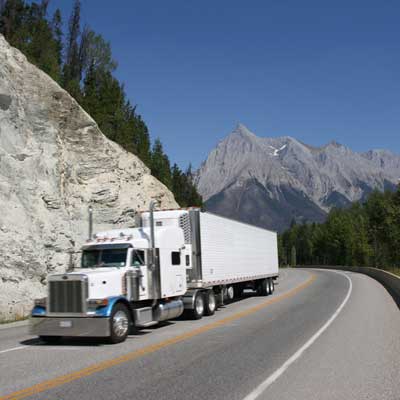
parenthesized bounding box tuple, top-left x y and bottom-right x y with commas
(0, 35, 177, 320)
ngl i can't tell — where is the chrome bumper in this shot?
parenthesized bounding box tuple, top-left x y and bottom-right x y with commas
(30, 317, 110, 337)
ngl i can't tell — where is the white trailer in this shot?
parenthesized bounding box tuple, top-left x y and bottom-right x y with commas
(30, 203, 279, 343)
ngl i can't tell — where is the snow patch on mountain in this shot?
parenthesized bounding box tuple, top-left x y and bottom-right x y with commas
(195, 124, 400, 231)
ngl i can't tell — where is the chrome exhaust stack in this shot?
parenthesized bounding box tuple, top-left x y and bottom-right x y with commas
(88, 205, 93, 240)
(148, 200, 158, 271)
(149, 200, 157, 251)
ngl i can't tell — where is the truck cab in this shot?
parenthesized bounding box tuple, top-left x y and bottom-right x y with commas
(31, 208, 190, 343)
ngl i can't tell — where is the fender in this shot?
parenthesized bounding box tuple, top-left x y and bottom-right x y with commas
(94, 296, 131, 317)
(182, 288, 204, 309)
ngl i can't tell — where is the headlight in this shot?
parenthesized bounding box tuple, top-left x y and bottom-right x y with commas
(88, 299, 109, 307)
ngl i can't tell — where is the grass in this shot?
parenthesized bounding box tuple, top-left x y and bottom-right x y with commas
(381, 266, 400, 277)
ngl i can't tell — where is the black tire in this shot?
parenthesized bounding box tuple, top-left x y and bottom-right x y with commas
(204, 290, 216, 316)
(270, 278, 275, 294)
(257, 279, 269, 296)
(268, 278, 273, 295)
(233, 284, 244, 298)
(191, 291, 205, 320)
(109, 303, 130, 344)
(39, 336, 61, 344)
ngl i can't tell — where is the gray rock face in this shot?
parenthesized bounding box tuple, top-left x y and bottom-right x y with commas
(196, 124, 400, 232)
(0, 35, 177, 320)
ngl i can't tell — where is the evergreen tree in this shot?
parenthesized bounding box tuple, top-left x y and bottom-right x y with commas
(0, 1, 61, 81)
(0, 0, 27, 45)
(132, 113, 151, 166)
(25, 1, 60, 80)
(63, 0, 81, 98)
(150, 139, 172, 189)
(51, 8, 62, 71)
(279, 187, 400, 270)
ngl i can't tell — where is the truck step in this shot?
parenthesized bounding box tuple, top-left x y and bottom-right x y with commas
(136, 321, 158, 328)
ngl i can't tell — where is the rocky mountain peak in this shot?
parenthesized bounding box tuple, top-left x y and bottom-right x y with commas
(232, 123, 257, 138)
(196, 125, 400, 233)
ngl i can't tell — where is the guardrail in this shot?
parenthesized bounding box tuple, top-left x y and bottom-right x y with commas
(297, 265, 400, 308)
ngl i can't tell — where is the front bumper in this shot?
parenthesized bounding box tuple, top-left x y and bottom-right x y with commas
(30, 317, 110, 337)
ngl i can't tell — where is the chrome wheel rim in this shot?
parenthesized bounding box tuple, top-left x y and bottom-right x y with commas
(208, 293, 216, 312)
(195, 295, 204, 316)
(113, 310, 129, 337)
(227, 286, 234, 300)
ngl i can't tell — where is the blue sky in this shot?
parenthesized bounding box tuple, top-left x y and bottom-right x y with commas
(49, 0, 400, 168)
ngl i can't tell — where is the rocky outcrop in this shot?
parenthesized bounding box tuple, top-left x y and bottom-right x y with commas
(196, 124, 400, 232)
(0, 35, 178, 320)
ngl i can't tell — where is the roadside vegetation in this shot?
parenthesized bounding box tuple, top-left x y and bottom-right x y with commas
(0, 315, 28, 324)
(280, 186, 400, 275)
(0, 0, 202, 208)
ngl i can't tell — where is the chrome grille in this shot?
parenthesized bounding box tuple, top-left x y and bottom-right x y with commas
(48, 279, 87, 314)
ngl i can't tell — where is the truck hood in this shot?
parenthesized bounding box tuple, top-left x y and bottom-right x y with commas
(65, 268, 130, 299)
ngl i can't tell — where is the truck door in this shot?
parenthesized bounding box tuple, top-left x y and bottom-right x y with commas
(159, 248, 187, 297)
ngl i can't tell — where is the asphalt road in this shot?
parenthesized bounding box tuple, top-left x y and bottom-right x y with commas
(0, 268, 399, 400)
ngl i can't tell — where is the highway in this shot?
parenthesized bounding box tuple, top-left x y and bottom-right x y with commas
(0, 268, 399, 400)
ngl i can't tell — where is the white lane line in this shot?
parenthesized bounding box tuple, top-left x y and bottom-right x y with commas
(242, 270, 353, 400)
(0, 345, 30, 354)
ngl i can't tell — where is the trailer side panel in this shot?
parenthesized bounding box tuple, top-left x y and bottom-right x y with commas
(199, 212, 278, 285)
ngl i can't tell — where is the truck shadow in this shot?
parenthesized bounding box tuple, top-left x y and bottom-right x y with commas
(20, 290, 279, 347)
(20, 321, 177, 347)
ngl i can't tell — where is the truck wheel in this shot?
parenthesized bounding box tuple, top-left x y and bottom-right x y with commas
(39, 336, 61, 344)
(192, 292, 205, 320)
(257, 279, 269, 296)
(269, 278, 275, 294)
(204, 290, 216, 316)
(109, 303, 130, 344)
(233, 284, 244, 298)
(226, 285, 235, 301)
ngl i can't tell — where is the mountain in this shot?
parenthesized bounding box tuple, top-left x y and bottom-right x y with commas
(0, 35, 177, 321)
(195, 124, 400, 232)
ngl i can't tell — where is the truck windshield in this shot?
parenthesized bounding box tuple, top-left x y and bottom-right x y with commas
(81, 248, 128, 268)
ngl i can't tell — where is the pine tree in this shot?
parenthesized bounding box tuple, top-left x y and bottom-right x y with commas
(0, 0, 29, 47)
(25, 1, 61, 81)
(51, 8, 62, 71)
(63, 0, 81, 98)
(150, 139, 172, 189)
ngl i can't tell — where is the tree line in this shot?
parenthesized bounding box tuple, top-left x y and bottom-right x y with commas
(0, 0, 202, 208)
(279, 186, 400, 270)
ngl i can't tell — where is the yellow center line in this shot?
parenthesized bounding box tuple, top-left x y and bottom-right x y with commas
(1, 273, 316, 400)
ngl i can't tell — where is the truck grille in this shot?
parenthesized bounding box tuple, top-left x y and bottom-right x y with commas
(48, 279, 87, 314)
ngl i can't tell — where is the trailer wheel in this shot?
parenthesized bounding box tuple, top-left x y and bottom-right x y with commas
(39, 336, 61, 344)
(109, 303, 130, 344)
(269, 278, 275, 294)
(204, 290, 216, 316)
(257, 279, 269, 296)
(233, 284, 244, 298)
(191, 292, 205, 320)
(226, 285, 235, 301)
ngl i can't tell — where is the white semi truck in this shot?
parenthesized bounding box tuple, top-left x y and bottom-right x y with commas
(30, 202, 279, 343)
